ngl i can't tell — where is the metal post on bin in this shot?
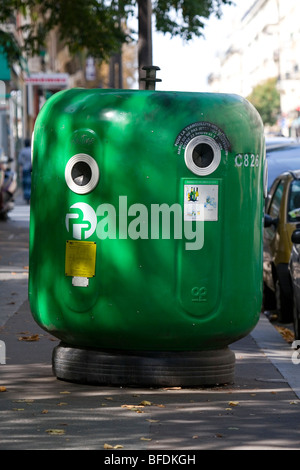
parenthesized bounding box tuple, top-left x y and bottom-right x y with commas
(140, 65, 162, 90)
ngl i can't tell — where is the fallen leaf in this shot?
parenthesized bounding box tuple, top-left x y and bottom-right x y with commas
(228, 401, 239, 407)
(192, 435, 199, 439)
(122, 404, 143, 409)
(275, 326, 295, 343)
(60, 391, 71, 394)
(12, 408, 25, 411)
(146, 419, 159, 423)
(121, 405, 144, 413)
(42, 410, 49, 414)
(18, 334, 39, 342)
(103, 443, 124, 449)
(14, 399, 34, 403)
(140, 437, 152, 441)
(0, 387, 7, 392)
(215, 433, 224, 438)
(56, 402, 68, 406)
(140, 400, 152, 406)
(162, 387, 182, 390)
(46, 429, 66, 435)
(104, 443, 114, 449)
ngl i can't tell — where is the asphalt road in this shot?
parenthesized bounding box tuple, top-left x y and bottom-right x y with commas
(1, 196, 300, 451)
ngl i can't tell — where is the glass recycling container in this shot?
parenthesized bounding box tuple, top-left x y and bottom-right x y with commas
(29, 88, 265, 386)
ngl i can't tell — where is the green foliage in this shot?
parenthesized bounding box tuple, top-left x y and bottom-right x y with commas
(154, 0, 233, 40)
(1, 0, 130, 63)
(0, 30, 22, 66)
(0, 0, 233, 65)
(247, 78, 281, 126)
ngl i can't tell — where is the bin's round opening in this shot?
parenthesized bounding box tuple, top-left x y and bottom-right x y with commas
(71, 161, 92, 186)
(192, 143, 214, 169)
(65, 154, 99, 194)
(184, 136, 221, 176)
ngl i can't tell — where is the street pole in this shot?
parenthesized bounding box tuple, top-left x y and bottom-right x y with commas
(138, 0, 153, 89)
(109, 0, 123, 89)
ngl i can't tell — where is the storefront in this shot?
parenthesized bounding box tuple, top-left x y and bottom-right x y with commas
(25, 73, 69, 135)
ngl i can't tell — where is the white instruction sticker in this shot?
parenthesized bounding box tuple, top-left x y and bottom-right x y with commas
(184, 184, 218, 221)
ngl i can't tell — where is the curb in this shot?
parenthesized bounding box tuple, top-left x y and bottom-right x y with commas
(251, 314, 300, 398)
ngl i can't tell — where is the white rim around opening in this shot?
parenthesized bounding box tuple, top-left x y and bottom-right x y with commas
(65, 153, 99, 194)
(184, 135, 221, 176)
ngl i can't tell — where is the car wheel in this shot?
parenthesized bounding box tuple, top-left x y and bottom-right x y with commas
(293, 292, 300, 340)
(275, 278, 293, 323)
(262, 282, 276, 311)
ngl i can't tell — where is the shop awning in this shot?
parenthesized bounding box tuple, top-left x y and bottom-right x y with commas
(0, 52, 10, 81)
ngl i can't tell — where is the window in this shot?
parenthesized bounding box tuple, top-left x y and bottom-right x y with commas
(269, 180, 284, 219)
(288, 180, 300, 222)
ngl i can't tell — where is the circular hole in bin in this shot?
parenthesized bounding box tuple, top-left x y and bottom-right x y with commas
(192, 143, 214, 169)
(65, 154, 99, 194)
(71, 161, 92, 186)
(185, 136, 221, 176)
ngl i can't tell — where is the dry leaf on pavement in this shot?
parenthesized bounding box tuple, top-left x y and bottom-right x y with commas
(18, 334, 39, 342)
(45, 429, 66, 435)
(275, 326, 295, 343)
(104, 443, 113, 449)
(104, 443, 124, 449)
(121, 404, 144, 413)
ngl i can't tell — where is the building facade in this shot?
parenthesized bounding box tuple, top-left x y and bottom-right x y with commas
(207, 0, 300, 130)
(0, 10, 136, 162)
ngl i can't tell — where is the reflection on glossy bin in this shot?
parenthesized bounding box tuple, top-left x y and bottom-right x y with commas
(29, 87, 265, 386)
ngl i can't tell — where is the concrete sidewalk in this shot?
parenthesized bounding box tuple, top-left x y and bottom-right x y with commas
(1, 203, 300, 450)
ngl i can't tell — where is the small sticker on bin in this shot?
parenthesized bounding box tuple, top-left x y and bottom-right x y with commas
(65, 240, 96, 278)
(184, 184, 218, 221)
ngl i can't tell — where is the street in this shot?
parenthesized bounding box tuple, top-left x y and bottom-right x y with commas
(1, 195, 300, 451)
(0, 196, 29, 328)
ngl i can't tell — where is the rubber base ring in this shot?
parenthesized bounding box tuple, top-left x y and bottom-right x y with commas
(52, 343, 235, 387)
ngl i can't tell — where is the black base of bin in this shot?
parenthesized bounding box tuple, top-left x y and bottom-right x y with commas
(52, 343, 235, 387)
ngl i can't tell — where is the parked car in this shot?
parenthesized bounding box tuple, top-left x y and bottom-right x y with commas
(263, 169, 300, 322)
(289, 229, 300, 338)
(265, 138, 300, 190)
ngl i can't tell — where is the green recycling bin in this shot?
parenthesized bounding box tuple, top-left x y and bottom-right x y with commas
(29, 88, 265, 386)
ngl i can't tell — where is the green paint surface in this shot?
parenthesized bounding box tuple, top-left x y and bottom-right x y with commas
(29, 89, 265, 351)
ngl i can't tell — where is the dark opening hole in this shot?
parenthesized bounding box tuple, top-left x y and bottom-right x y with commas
(71, 161, 92, 186)
(192, 143, 214, 168)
